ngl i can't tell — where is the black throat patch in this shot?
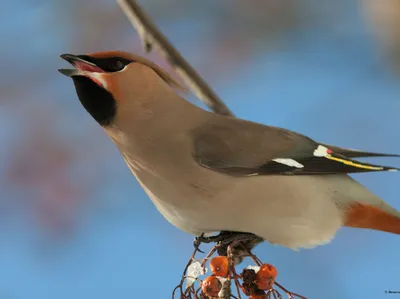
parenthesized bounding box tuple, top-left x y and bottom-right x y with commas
(72, 76, 116, 127)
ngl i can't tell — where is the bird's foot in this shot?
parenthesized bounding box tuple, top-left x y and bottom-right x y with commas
(194, 231, 260, 245)
(194, 231, 263, 262)
(193, 233, 224, 253)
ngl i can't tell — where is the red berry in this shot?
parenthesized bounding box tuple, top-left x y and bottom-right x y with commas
(255, 264, 277, 290)
(210, 256, 229, 277)
(201, 276, 222, 297)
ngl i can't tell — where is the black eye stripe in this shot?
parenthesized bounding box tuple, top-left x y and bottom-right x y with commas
(77, 56, 133, 72)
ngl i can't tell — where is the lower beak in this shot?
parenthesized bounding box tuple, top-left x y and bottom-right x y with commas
(58, 68, 81, 77)
(58, 54, 104, 77)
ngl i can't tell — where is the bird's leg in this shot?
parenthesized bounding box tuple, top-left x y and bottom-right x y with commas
(216, 232, 264, 264)
(220, 232, 263, 247)
(193, 232, 229, 253)
(194, 231, 263, 262)
(194, 231, 260, 245)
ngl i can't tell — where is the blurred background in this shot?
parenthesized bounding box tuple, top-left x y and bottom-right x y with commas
(1, 0, 400, 298)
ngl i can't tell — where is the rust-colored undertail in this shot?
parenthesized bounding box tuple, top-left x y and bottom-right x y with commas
(344, 203, 400, 234)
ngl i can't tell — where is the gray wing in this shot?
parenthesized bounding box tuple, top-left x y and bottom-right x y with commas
(191, 118, 399, 176)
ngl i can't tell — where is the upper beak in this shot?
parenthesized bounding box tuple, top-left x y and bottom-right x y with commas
(58, 54, 104, 77)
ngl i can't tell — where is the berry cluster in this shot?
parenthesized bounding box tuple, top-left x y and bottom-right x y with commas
(239, 264, 277, 298)
(173, 242, 307, 299)
(201, 256, 230, 297)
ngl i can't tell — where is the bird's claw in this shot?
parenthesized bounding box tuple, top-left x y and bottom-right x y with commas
(193, 231, 263, 258)
(193, 237, 205, 253)
(193, 233, 223, 252)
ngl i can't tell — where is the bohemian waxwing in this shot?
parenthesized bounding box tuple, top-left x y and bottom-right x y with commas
(59, 51, 400, 249)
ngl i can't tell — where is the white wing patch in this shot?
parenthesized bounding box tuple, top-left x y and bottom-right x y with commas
(313, 145, 330, 157)
(272, 158, 304, 168)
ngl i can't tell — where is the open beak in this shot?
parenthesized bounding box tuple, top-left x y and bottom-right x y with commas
(58, 54, 105, 77)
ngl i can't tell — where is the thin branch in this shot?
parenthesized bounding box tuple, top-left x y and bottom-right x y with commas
(117, 0, 234, 117)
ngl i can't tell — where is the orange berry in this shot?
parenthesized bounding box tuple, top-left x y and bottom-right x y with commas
(255, 264, 277, 290)
(255, 279, 274, 291)
(210, 256, 229, 277)
(201, 276, 222, 297)
(259, 264, 277, 278)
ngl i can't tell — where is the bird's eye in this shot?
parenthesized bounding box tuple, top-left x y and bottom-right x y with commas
(110, 60, 124, 71)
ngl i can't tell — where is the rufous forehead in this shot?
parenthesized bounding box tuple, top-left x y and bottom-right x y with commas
(88, 51, 138, 61)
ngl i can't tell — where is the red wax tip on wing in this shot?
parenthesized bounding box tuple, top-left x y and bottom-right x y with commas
(327, 148, 333, 154)
(344, 203, 400, 234)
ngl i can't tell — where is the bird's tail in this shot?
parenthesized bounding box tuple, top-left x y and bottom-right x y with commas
(344, 200, 400, 235)
(335, 175, 400, 234)
(320, 143, 400, 159)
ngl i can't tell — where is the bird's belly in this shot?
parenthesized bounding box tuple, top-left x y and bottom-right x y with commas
(133, 170, 212, 235)
(133, 165, 345, 249)
(139, 181, 206, 235)
(213, 175, 345, 249)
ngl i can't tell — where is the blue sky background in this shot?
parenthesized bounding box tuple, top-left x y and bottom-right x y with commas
(0, 1, 399, 298)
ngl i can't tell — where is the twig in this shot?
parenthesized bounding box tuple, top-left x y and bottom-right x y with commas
(117, 0, 234, 117)
(227, 245, 242, 299)
(200, 244, 220, 270)
(173, 238, 202, 298)
(238, 242, 263, 266)
(273, 282, 308, 299)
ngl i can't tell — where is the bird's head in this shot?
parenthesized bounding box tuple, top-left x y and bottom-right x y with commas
(59, 51, 186, 127)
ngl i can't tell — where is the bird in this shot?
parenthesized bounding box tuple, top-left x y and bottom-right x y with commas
(59, 50, 400, 250)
